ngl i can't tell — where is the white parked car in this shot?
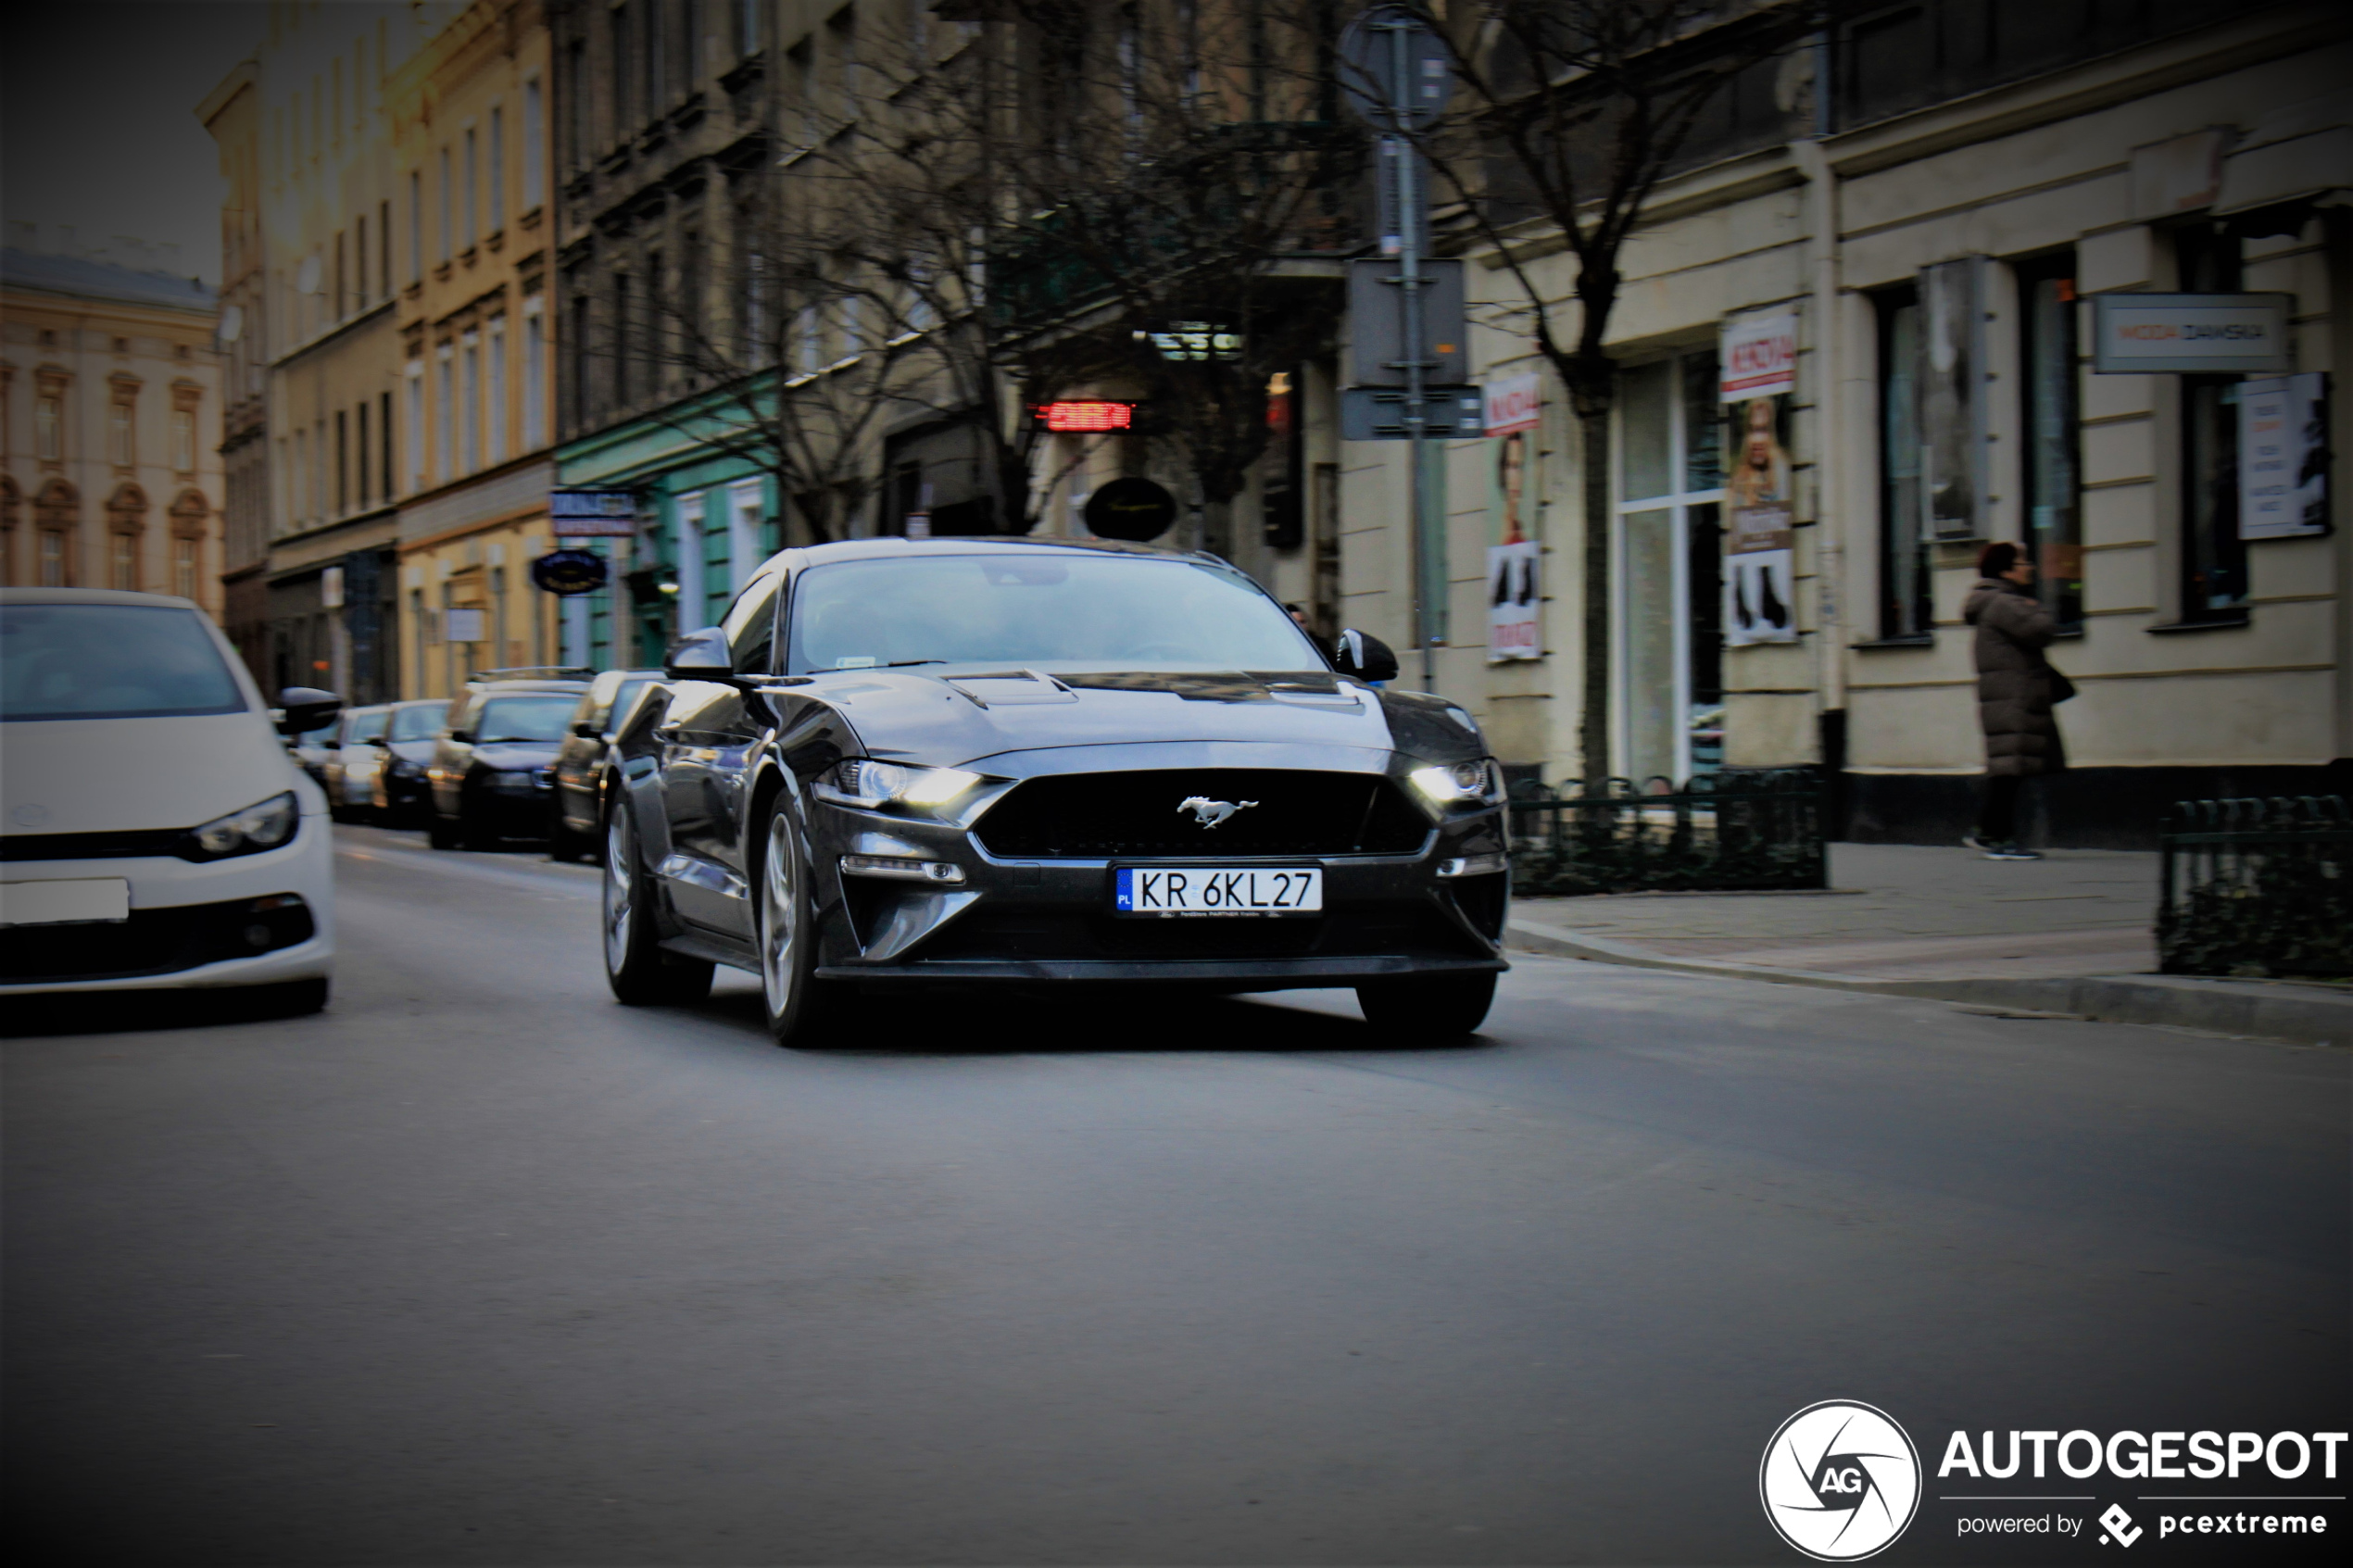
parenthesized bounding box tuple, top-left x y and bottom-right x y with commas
(322, 703, 393, 822)
(1, 588, 337, 1011)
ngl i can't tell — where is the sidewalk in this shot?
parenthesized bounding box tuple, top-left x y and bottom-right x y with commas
(1507, 844, 2350, 1046)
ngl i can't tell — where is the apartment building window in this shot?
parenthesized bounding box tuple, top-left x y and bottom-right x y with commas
(314, 420, 328, 517)
(612, 5, 635, 133)
(108, 386, 137, 467)
(564, 44, 586, 169)
(522, 79, 544, 208)
(827, 7, 858, 121)
(173, 534, 198, 600)
(647, 0, 666, 113)
(409, 172, 423, 282)
(357, 400, 371, 505)
(682, 231, 703, 345)
(463, 130, 479, 250)
(796, 303, 820, 374)
(614, 274, 633, 406)
(571, 294, 592, 421)
(171, 408, 196, 473)
(111, 527, 138, 592)
(738, 0, 761, 56)
(380, 199, 392, 300)
(2016, 252, 2082, 627)
(336, 409, 349, 512)
(40, 528, 68, 587)
(487, 315, 509, 464)
(489, 107, 506, 232)
(1616, 351, 1726, 785)
(294, 429, 308, 523)
(35, 392, 62, 461)
(462, 332, 482, 473)
(439, 147, 454, 263)
(436, 345, 456, 482)
(646, 248, 665, 380)
(381, 390, 395, 500)
(1874, 283, 1933, 640)
(523, 301, 547, 447)
(355, 216, 367, 303)
(335, 231, 347, 316)
(787, 37, 815, 144)
(2175, 222, 2248, 623)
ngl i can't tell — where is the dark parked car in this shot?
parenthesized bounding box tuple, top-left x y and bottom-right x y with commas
(549, 668, 661, 863)
(321, 703, 391, 822)
(426, 674, 589, 849)
(371, 699, 449, 825)
(599, 538, 1508, 1044)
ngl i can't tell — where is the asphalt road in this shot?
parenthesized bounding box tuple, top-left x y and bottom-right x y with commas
(6, 825, 2347, 1566)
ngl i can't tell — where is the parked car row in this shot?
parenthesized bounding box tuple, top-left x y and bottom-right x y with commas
(294, 667, 658, 855)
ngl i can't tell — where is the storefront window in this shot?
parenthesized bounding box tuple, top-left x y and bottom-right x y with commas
(2174, 223, 2246, 622)
(1875, 285, 1932, 639)
(2016, 253, 2082, 626)
(1617, 349, 1725, 785)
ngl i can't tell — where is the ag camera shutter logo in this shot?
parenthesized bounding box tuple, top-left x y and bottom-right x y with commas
(1760, 1400, 1922, 1561)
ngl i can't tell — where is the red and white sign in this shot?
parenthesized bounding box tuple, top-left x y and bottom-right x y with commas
(1719, 308, 1798, 401)
(1482, 373, 1541, 437)
(1039, 400, 1135, 433)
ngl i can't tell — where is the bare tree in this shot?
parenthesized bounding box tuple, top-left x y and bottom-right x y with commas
(1372, 1, 1815, 787)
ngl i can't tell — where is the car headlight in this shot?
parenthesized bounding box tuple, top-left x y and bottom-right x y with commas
(1407, 759, 1504, 809)
(814, 759, 983, 809)
(187, 791, 300, 859)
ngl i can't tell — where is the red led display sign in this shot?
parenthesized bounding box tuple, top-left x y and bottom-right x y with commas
(1039, 400, 1136, 433)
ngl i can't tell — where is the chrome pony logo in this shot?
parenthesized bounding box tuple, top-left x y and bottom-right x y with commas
(1176, 797, 1257, 828)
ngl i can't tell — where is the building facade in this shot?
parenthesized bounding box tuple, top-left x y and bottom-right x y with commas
(1337, 0, 2351, 846)
(389, 0, 565, 700)
(0, 238, 224, 616)
(199, 61, 276, 677)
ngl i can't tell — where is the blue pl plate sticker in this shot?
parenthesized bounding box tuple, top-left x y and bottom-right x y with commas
(1116, 868, 1135, 910)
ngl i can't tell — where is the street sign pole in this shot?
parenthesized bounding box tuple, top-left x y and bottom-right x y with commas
(1388, 14, 1436, 692)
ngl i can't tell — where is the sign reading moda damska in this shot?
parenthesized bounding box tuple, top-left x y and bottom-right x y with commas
(2092, 292, 2295, 374)
(549, 489, 640, 537)
(2238, 371, 2330, 540)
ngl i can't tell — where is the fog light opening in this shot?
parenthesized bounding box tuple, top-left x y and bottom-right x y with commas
(839, 855, 966, 885)
(1437, 853, 1510, 879)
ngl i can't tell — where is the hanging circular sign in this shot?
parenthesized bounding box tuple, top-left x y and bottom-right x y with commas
(1083, 477, 1179, 542)
(531, 548, 610, 596)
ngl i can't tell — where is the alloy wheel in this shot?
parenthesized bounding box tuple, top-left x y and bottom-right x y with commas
(603, 811, 635, 976)
(761, 812, 800, 1022)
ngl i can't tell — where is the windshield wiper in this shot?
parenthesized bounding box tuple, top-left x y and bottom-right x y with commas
(882, 659, 946, 668)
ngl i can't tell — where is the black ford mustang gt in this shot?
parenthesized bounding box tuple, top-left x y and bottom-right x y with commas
(599, 536, 1510, 1043)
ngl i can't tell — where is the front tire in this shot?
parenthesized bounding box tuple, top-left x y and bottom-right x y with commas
(1355, 972, 1498, 1041)
(602, 805, 713, 1006)
(426, 813, 461, 849)
(755, 803, 841, 1047)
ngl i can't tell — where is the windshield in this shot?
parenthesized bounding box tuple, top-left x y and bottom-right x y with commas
(0, 603, 247, 722)
(388, 704, 443, 742)
(346, 709, 390, 743)
(786, 554, 1322, 674)
(474, 695, 577, 744)
(604, 679, 652, 732)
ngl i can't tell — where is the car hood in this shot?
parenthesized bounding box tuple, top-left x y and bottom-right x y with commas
(2, 711, 309, 835)
(472, 741, 560, 771)
(803, 669, 1486, 769)
(384, 739, 438, 765)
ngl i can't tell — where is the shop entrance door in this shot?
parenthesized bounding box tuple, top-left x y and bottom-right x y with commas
(1615, 351, 1725, 789)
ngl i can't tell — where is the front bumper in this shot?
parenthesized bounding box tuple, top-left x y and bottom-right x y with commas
(803, 790, 1508, 991)
(1, 816, 335, 994)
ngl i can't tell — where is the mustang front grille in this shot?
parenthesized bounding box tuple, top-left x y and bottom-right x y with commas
(973, 770, 1429, 859)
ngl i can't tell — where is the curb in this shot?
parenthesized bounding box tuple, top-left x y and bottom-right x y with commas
(1504, 922, 2350, 1047)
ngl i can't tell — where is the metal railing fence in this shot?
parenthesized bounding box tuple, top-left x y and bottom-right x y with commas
(1507, 767, 1826, 897)
(2158, 796, 2353, 978)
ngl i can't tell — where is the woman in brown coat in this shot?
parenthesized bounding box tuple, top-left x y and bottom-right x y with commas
(1962, 541, 2065, 860)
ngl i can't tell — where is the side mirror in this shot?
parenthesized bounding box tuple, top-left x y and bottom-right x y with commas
(1332, 629, 1400, 684)
(447, 728, 475, 744)
(275, 686, 342, 737)
(665, 626, 733, 682)
(573, 720, 601, 739)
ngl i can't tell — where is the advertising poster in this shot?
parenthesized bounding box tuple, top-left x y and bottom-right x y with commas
(2238, 371, 2331, 540)
(1719, 312, 1798, 646)
(1484, 374, 1543, 662)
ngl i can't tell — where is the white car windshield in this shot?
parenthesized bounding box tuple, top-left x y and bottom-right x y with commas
(786, 554, 1321, 674)
(474, 696, 577, 743)
(0, 603, 247, 721)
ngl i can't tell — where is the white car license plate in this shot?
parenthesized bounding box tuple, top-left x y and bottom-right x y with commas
(0, 878, 132, 927)
(1114, 866, 1321, 916)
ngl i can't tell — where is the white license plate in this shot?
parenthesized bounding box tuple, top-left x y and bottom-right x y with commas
(0, 878, 132, 927)
(1114, 866, 1321, 916)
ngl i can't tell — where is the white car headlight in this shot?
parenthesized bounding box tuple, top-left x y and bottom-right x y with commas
(189, 791, 300, 859)
(1407, 759, 1504, 809)
(816, 759, 983, 809)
